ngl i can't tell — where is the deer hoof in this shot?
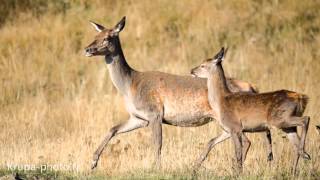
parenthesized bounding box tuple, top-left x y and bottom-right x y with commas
(91, 160, 98, 170)
(192, 161, 201, 172)
(267, 153, 273, 161)
(301, 152, 311, 160)
(192, 169, 199, 177)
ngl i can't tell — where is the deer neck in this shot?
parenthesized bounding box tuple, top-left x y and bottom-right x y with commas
(207, 63, 231, 113)
(105, 37, 134, 96)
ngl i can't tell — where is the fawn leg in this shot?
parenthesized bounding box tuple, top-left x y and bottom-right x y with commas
(265, 130, 273, 161)
(241, 133, 251, 163)
(231, 132, 243, 173)
(281, 116, 310, 174)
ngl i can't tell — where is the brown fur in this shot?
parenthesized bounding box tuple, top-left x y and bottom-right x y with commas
(192, 47, 311, 174)
(84, 18, 259, 170)
(222, 90, 308, 130)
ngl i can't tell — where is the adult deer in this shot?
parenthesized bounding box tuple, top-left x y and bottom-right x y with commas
(191, 47, 311, 174)
(84, 16, 267, 170)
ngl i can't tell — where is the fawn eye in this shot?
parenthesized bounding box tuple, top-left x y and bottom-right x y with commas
(200, 65, 205, 68)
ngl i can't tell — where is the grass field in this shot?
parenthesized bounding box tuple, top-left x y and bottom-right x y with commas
(0, 0, 320, 179)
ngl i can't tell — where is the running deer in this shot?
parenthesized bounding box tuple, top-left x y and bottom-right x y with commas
(191, 47, 311, 174)
(84, 16, 269, 170)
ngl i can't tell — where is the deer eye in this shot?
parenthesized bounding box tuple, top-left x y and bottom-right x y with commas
(200, 65, 205, 68)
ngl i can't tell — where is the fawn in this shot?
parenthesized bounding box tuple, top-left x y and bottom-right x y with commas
(191, 47, 310, 174)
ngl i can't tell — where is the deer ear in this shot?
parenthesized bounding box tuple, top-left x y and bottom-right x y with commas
(113, 16, 126, 34)
(89, 21, 105, 32)
(213, 47, 227, 63)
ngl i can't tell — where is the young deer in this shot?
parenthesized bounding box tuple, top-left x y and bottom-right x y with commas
(191, 47, 311, 174)
(84, 16, 267, 170)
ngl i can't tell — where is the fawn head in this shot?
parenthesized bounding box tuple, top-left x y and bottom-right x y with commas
(190, 47, 227, 78)
(84, 16, 126, 57)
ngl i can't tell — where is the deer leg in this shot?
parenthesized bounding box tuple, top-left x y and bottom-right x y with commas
(193, 131, 230, 171)
(151, 119, 162, 169)
(280, 116, 310, 174)
(299, 116, 310, 157)
(241, 133, 251, 163)
(231, 132, 243, 173)
(282, 127, 302, 175)
(285, 127, 311, 160)
(242, 130, 273, 162)
(294, 116, 310, 174)
(91, 116, 148, 170)
(265, 130, 273, 161)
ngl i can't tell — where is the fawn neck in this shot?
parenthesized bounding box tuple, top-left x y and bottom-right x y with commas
(207, 63, 231, 112)
(105, 37, 134, 96)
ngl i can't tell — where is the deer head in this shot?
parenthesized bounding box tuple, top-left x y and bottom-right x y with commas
(84, 16, 126, 57)
(190, 47, 227, 78)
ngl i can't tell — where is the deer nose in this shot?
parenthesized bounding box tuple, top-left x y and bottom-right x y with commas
(85, 47, 97, 57)
(85, 48, 97, 53)
(190, 69, 196, 77)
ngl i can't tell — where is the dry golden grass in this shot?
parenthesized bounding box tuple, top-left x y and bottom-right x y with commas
(0, 0, 320, 178)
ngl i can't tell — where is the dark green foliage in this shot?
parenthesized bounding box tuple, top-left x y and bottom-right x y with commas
(0, 0, 70, 27)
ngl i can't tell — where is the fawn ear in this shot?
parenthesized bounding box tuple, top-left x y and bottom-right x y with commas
(213, 47, 227, 64)
(113, 16, 126, 34)
(89, 21, 105, 32)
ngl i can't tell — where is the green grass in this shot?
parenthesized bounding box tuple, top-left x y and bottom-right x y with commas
(1, 168, 319, 180)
